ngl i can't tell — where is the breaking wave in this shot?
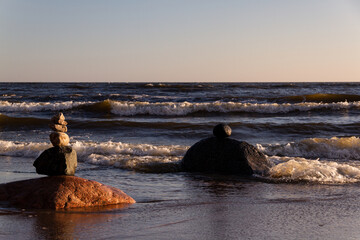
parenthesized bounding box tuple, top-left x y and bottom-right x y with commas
(257, 136, 360, 183)
(0, 100, 87, 112)
(267, 156, 360, 183)
(3, 137, 360, 182)
(2, 99, 360, 116)
(258, 136, 360, 160)
(0, 140, 188, 173)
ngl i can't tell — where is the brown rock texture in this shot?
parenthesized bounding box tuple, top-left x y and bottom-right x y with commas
(51, 113, 66, 125)
(50, 132, 70, 147)
(0, 176, 135, 209)
(49, 123, 68, 133)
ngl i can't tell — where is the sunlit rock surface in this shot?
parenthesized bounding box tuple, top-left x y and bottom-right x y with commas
(0, 176, 135, 209)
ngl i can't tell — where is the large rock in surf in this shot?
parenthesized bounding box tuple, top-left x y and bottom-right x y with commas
(33, 146, 77, 176)
(181, 124, 272, 175)
(0, 176, 135, 209)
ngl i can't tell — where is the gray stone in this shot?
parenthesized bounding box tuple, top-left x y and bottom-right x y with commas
(181, 137, 272, 175)
(33, 146, 77, 176)
(213, 123, 232, 138)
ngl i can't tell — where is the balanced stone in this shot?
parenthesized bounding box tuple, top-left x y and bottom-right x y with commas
(35, 113, 77, 176)
(49, 123, 68, 133)
(34, 146, 77, 176)
(50, 132, 70, 146)
(51, 112, 65, 124)
(213, 123, 232, 138)
(51, 112, 65, 122)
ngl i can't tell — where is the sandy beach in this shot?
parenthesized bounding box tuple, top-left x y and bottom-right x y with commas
(2, 156, 360, 240)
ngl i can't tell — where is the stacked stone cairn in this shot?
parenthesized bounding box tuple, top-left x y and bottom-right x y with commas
(33, 113, 77, 176)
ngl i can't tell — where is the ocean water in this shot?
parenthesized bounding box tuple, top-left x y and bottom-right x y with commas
(2, 82, 360, 239)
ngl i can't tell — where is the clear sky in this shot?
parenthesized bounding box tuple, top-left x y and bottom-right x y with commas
(1, 0, 360, 82)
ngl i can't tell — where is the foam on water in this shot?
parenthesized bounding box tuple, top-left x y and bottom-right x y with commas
(2, 100, 360, 115)
(0, 100, 87, 112)
(258, 136, 360, 160)
(110, 100, 360, 116)
(0, 140, 50, 158)
(73, 141, 187, 172)
(0, 140, 187, 173)
(3, 137, 360, 182)
(267, 156, 360, 183)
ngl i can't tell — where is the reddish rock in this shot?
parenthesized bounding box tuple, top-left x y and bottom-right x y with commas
(0, 176, 135, 209)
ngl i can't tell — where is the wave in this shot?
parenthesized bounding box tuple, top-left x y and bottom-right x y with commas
(273, 93, 360, 103)
(258, 136, 360, 160)
(2, 99, 360, 116)
(0, 100, 87, 112)
(1, 113, 358, 136)
(0, 140, 51, 158)
(267, 156, 360, 183)
(0, 114, 49, 128)
(108, 100, 360, 116)
(144, 83, 212, 89)
(256, 136, 360, 183)
(0, 140, 188, 173)
(3, 138, 360, 182)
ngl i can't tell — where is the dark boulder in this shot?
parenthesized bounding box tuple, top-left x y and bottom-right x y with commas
(0, 176, 135, 209)
(33, 146, 77, 176)
(181, 137, 272, 175)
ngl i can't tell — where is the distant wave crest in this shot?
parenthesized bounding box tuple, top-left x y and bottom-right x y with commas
(273, 93, 360, 103)
(109, 100, 360, 116)
(2, 100, 360, 116)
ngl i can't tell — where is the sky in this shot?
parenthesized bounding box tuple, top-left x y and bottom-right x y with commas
(1, 0, 360, 82)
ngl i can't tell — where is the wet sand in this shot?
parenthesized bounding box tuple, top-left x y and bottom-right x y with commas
(2, 156, 360, 240)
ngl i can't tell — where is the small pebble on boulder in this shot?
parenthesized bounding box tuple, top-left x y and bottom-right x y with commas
(213, 123, 232, 138)
(51, 113, 66, 125)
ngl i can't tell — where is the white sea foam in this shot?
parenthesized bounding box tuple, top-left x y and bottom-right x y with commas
(110, 100, 360, 116)
(0, 139, 187, 172)
(71, 140, 187, 157)
(3, 137, 360, 181)
(0, 100, 88, 112)
(0, 140, 50, 157)
(258, 136, 360, 160)
(72, 141, 186, 172)
(267, 156, 360, 183)
(2, 100, 360, 115)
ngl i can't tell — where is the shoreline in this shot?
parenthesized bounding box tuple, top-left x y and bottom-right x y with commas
(2, 156, 360, 239)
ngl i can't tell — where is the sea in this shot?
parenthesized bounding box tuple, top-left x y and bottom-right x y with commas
(2, 82, 360, 239)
